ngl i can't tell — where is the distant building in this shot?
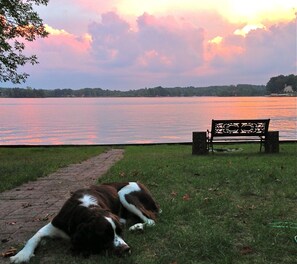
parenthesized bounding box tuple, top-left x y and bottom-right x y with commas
(284, 85, 293, 93)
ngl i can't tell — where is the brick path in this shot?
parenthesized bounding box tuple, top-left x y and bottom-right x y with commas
(0, 148, 124, 260)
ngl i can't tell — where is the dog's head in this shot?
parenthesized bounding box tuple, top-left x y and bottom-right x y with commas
(70, 210, 130, 257)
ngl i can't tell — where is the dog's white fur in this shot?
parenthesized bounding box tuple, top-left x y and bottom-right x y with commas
(79, 194, 97, 208)
(118, 182, 156, 231)
(10, 223, 69, 263)
(10, 182, 159, 263)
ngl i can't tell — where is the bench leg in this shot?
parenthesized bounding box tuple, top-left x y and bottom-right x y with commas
(260, 138, 263, 152)
(210, 141, 214, 153)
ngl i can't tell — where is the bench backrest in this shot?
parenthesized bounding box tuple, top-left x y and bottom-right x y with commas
(210, 119, 270, 138)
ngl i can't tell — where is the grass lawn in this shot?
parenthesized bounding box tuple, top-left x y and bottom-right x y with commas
(2, 143, 297, 263)
(0, 146, 107, 192)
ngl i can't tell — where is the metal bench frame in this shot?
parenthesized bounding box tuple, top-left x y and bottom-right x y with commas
(207, 119, 270, 152)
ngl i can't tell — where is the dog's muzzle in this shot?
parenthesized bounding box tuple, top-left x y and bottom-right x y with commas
(112, 233, 131, 256)
(113, 244, 131, 257)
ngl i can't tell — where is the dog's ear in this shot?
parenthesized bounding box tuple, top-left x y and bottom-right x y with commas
(71, 223, 92, 256)
(71, 220, 112, 255)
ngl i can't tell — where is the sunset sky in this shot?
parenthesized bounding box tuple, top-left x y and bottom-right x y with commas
(5, 0, 297, 90)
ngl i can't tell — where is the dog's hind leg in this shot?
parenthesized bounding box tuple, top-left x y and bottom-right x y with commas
(10, 222, 69, 264)
(118, 182, 156, 231)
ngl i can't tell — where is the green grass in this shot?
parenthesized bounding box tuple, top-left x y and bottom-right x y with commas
(3, 143, 297, 263)
(0, 146, 107, 192)
(99, 143, 297, 264)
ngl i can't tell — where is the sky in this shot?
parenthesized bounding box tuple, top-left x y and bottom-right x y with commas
(4, 0, 297, 90)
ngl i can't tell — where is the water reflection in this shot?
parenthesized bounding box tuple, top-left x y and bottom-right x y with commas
(0, 97, 296, 145)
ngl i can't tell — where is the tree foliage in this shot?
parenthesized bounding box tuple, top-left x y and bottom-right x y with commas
(0, 84, 267, 98)
(0, 0, 48, 83)
(266, 74, 297, 94)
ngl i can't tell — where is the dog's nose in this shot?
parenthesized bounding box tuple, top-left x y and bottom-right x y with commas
(116, 244, 131, 256)
(122, 244, 131, 255)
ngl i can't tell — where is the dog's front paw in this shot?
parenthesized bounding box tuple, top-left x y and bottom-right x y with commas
(129, 223, 144, 231)
(10, 250, 34, 263)
(145, 219, 155, 227)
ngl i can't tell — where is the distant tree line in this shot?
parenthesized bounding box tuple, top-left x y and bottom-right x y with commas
(1, 74, 296, 98)
(266, 74, 297, 94)
(0, 84, 267, 98)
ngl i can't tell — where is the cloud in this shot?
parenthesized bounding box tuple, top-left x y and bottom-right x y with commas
(234, 24, 266, 37)
(88, 12, 204, 74)
(136, 13, 204, 72)
(22, 24, 92, 84)
(88, 12, 137, 67)
(243, 20, 296, 73)
(16, 9, 296, 89)
(206, 17, 296, 81)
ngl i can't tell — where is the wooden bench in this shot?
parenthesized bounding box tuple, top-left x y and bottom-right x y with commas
(207, 119, 270, 152)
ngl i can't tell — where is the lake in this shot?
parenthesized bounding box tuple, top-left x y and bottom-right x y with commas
(0, 97, 296, 145)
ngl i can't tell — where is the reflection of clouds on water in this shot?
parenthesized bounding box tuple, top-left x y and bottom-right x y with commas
(127, 140, 155, 144)
(160, 136, 181, 139)
(0, 97, 296, 145)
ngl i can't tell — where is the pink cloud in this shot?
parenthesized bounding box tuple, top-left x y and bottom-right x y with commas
(24, 25, 92, 74)
(205, 17, 296, 81)
(88, 12, 137, 66)
(16, 10, 296, 89)
(243, 20, 296, 72)
(87, 12, 204, 74)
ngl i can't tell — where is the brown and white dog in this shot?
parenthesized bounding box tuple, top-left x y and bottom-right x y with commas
(10, 182, 160, 263)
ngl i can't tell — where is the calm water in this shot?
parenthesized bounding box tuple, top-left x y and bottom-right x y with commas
(0, 97, 296, 145)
